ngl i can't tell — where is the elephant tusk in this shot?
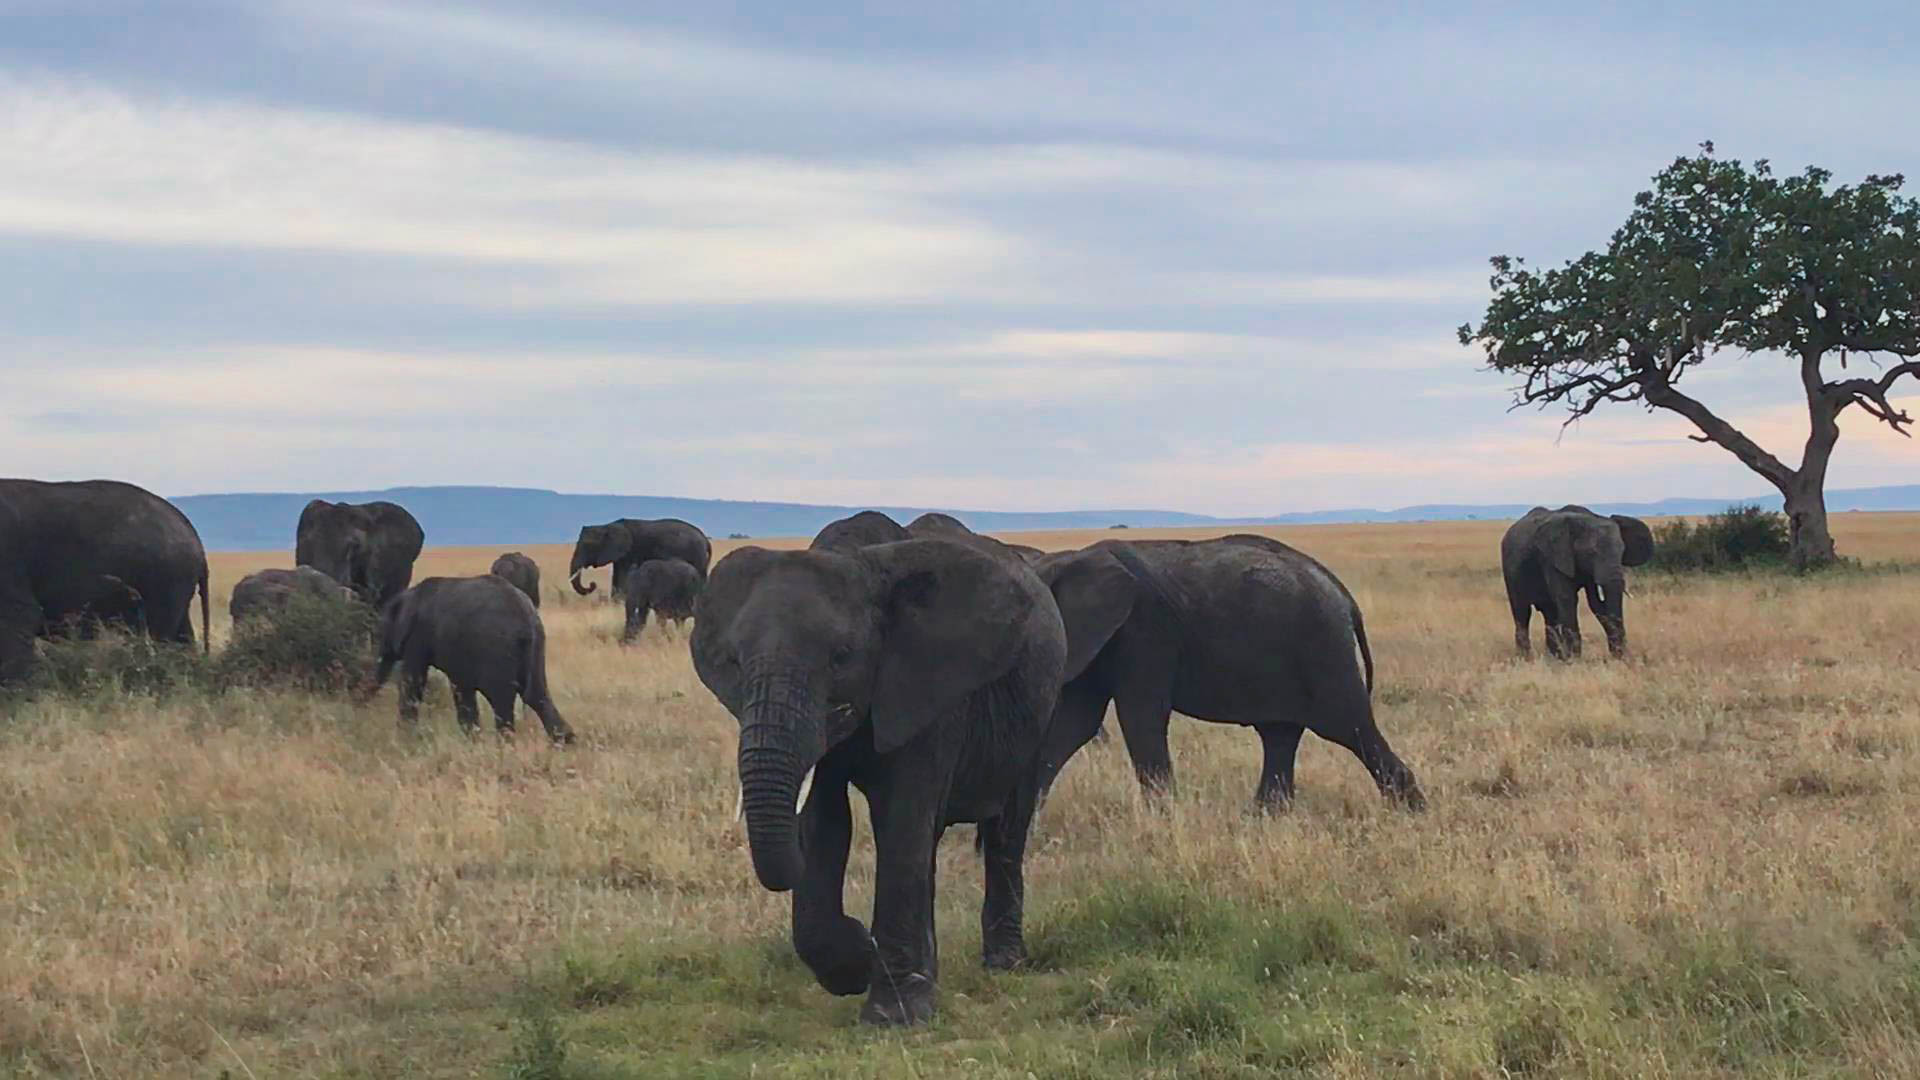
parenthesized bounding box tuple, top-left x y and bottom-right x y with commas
(733, 785, 744, 822)
(796, 766, 815, 814)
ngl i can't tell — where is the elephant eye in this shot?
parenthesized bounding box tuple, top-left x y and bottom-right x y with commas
(830, 646, 852, 668)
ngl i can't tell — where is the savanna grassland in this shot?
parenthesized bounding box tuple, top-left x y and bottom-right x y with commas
(5, 516, 1920, 1078)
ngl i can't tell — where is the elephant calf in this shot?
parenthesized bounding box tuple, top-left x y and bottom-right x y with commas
(230, 566, 358, 624)
(622, 558, 701, 642)
(489, 552, 541, 608)
(361, 575, 573, 743)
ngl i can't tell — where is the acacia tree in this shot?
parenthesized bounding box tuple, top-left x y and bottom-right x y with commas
(1459, 145, 1920, 568)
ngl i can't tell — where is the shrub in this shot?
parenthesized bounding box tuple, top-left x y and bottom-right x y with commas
(217, 591, 376, 694)
(1650, 505, 1790, 572)
(30, 632, 209, 699)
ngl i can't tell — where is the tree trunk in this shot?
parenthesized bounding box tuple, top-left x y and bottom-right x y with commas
(1782, 477, 1837, 570)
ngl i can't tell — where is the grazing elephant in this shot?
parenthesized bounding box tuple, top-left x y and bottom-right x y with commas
(690, 533, 1071, 1026)
(0, 479, 210, 683)
(57, 575, 148, 638)
(489, 552, 541, 608)
(622, 558, 701, 642)
(1501, 506, 1654, 660)
(295, 500, 424, 608)
(568, 518, 711, 599)
(1030, 534, 1424, 812)
(230, 566, 358, 624)
(361, 576, 573, 743)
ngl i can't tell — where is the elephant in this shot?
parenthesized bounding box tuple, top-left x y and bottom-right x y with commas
(489, 552, 541, 608)
(0, 479, 210, 683)
(230, 566, 359, 624)
(809, 509, 911, 553)
(1029, 534, 1424, 812)
(690, 530, 1072, 1026)
(56, 575, 148, 638)
(360, 575, 573, 743)
(568, 518, 711, 599)
(1501, 506, 1655, 660)
(295, 500, 424, 608)
(622, 558, 701, 643)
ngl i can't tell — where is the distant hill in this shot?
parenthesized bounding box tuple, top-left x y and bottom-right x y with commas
(167, 484, 1920, 552)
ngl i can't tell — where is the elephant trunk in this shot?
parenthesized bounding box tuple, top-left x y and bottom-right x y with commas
(736, 666, 821, 893)
(569, 549, 597, 595)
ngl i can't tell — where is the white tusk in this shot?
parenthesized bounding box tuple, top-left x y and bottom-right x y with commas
(795, 766, 815, 813)
(733, 785, 744, 822)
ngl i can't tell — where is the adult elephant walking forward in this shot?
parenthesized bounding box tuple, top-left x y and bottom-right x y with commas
(295, 500, 424, 608)
(691, 531, 1069, 1026)
(1030, 534, 1424, 812)
(0, 479, 211, 683)
(1501, 506, 1654, 659)
(568, 518, 710, 599)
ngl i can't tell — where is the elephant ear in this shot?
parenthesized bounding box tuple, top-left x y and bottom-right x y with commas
(861, 539, 1032, 755)
(1612, 515, 1655, 567)
(1034, 548, 1136, 681)
(1536, 515, 1578, 579)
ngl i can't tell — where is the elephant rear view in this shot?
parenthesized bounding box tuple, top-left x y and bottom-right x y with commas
(622, 558, 700, 642)
(1501, 506, 1654, 659)
(489, 552, 541, 608)
(296, 499, 425, 608)
(361, 575, 573, 743)
(0, 479, 211, 683)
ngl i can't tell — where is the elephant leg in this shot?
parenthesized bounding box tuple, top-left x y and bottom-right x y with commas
(1253, 723, 1307, 810)
(978, 779, 1039, 971)
(793, 775, 872, 996)
(1033, 677, 1111, 804)
(479, 685, 517, 737)
(859, 780, 942, 1026)
(1545, 579, 1582, 660)
(452, 683, 482, 735)
(1510, 595, 1534, 657)
(396, 659, 428, 729)
(1114, 687, 1176, 799)
(1586, 583, 1626, 659)
(1307, 695, 1425, 811)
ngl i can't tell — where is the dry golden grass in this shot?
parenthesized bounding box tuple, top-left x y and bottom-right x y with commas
(4, 514, 1919, 1077)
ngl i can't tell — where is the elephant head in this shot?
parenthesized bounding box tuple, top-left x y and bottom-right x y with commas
(691, 539, 1034, 893)
(296, 501, 374, 598)
(1533, 508, 1654, 657)
(569, 524, 632, 595)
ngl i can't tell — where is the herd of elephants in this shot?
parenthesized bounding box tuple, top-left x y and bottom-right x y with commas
(0, 477, 1657, 1025)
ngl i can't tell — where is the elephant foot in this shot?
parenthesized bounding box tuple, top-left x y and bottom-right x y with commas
(859, 972, 936, 1027)
(797, 914, 875, 996)
(982, 939, 1026, 972)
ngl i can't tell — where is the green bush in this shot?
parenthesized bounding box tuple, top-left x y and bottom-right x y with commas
(217, 591, 376, 694)
(1649, 505, 1790, 572)
(30, 632, 210, 699)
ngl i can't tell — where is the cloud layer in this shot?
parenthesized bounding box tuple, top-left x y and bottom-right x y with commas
(1, 1, 1914, 513)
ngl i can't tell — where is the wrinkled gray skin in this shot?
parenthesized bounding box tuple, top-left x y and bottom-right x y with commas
(230, 566, 358, 624)
(809, 509, 910, 553)
(489, 552, 541, 608)
(691, 516, 1072, 1026)
(1030, 534, 1424, 812)
(569, 518, 711, 599)
(0, 479, 210, 683)
(296, 500, 425, 608)
(361, 576, 573, 743)
(622, 558, 701, 642)
(1501, 506, 1655, 660)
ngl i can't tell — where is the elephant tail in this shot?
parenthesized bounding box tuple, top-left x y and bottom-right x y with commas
(199, 564, 211, 654)
(1351, 602, 1374, 696)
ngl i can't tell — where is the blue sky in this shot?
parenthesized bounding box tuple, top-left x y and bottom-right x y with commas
(2, 0, 1914, 513)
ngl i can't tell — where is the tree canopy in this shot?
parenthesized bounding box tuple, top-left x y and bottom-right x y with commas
(1459, 145, 1920, 567)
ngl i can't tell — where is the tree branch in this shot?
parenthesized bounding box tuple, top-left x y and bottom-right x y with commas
(1633, 349, 1800, 490)
(1827, 360, 1919, 436)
